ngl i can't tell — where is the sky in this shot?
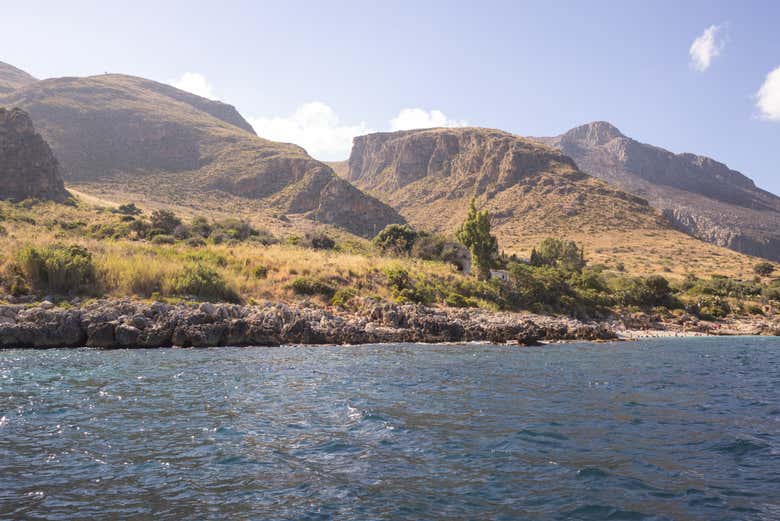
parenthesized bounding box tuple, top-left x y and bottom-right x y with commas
(2, 0, 779, 193)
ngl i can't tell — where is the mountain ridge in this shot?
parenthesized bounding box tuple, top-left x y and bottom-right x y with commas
(0, 61, 37, 94)
(0, 67, 403, 237)
(533, 122, 780, 261)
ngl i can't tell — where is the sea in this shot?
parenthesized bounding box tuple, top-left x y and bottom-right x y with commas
(1, 337, 779, 520)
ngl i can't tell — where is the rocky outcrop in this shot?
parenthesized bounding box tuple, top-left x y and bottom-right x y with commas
(0, 299, 617, 349)
(346, 127, 660, 240)
(534, 122, 780, 261)
(0, 61, 36, 94)
(0, 70, 402, 237)
(0, 107, 69, 201)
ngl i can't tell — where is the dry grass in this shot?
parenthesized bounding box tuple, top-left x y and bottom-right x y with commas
(0, 198, 461, 304)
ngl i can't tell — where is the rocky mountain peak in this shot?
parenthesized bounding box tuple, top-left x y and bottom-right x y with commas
(561, 121, 625, 146)
(0, 107, 68, 202)
(536, 121, 780, 261)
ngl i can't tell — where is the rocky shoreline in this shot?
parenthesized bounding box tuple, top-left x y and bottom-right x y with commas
(0, 299, 777, 349)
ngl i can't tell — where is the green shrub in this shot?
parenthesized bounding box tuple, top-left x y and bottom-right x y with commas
(613, 275, 674, 308)
(150, 209, 181, 235)
(331, 288, 357, 307)
(290, 277, 336, 298)
(383, 266, 412, 292)
(253, 266, 269, 279)
(168, 263, 239, 302)
(373, 224, 419, 255)
(754, 262, 775, 277)
(529, 237, 586, 272)
(190, 216, 212, 238)
(445, 293, 476, 308)
(686, 275, 761, 299)
(302, 232, 336, 250)
(151, 234, 176, 245)
(116, 203, 142, 216)
(214, 218, 254, 241)
(15, 244, 97, 295)
(185, 237, 206, 247)
(694, 296, 731, 320)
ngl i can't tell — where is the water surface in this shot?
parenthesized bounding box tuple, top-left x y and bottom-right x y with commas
(1, 338, 779, 519)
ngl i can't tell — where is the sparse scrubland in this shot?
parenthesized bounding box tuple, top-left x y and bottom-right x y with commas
(0, 197, 778, 333)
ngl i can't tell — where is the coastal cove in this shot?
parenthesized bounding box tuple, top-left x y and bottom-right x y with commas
(0, 299, 779, 350)
(2, 338, 779, 519)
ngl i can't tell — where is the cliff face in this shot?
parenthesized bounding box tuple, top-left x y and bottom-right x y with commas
(0, 61, 37, 94)
(0, 71, 402, 237)
(0, 107, 68, 202)
(346, 127, 664, 242)
(534, 122, 780, 261)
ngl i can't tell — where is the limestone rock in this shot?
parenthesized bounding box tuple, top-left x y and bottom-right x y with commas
(534, 121, 780, 261)
(346, 127, 658, 240)
(0, 107, 68, 202)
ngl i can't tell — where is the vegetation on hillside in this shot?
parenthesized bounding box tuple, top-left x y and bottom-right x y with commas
(0, 197, 777, 323)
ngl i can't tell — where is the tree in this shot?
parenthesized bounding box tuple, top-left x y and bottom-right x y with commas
(754, 261, 775, 277)
(456, 199, 498, 280)
(373, 224, 419, 255)
(150, 209, 181, 235)
(529, 237, 586, 272)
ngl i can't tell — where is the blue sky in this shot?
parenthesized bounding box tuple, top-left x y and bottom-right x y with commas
(2, 1, 779, 193)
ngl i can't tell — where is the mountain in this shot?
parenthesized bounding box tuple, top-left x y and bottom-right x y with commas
(0, 107, 68, 202)
(0, 69, 402, 237)
(533, 122, 780, 261)
(346, 127, 660, 234)
(346, 127, 761, 278)
(0, 61, 37, 94)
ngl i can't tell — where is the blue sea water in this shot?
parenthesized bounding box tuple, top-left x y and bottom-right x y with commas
(1, 337, 779, 520)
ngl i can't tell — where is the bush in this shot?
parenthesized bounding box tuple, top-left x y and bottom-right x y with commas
(15, 244, 97, 295)
(686, 275, 761, 299)
(444, 293, 476, 308)
(168, 263, 239, 302)
(754, 262, 775, 277)
(150, 209, 181, 235)
(381, 266, 433, 304)
(694, 296, 731, 320)
(290, 277, 336, 298)
(302, 232, 336, 250)
(530, 238, 586, 272)
(151, 234, 176, 245)
(331, 288, 357, 308)
(253, 266, 269, 279)
(185, 237, 206, 247)
(373, 224, 419, 255)
(190, 216, 212, 238)
(383, 266, 412, 292)
(214, 218, 254, 241)
(116, 203, 142, 216)
(613, 275, 674, 308)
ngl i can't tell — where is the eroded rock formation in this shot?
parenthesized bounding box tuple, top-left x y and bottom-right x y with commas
(534, 122, 780, 261)
(0, 107, 68, 202)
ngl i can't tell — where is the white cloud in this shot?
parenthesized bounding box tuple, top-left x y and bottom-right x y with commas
(248, 102, 373, 160)
(170, 72, 216, 99)
(689, 25, 726, 72)
(249, 104, 468, 159)
(757, 66, 780, 121)
(389, 108, 468, 131)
